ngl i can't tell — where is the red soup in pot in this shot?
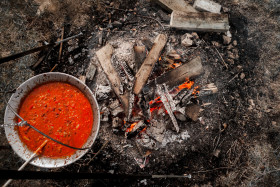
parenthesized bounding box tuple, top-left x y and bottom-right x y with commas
(17, 82, 93, 158)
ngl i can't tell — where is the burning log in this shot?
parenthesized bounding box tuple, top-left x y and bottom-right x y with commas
(143, 56, 203, 95)
(156, 84, 180, 132)
(133, 34, 168, 95)
(170, 11, 230, 32)
(96, 44, 129, 115)
(125, 120, 146, 138)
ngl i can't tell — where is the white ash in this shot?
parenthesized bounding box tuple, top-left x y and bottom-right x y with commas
(112, 106, 124, 117)
(181, 33, 193, 47)
(86, 63, 96, 81)
(112, 117, 121, 128)
(95, 84, 111, 100)
(68, 56, 74, 65)
(109, 100, 120, 110)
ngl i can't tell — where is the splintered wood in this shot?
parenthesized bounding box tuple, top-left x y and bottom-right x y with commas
(143, 56, 203, 94)
(133, 34, 168, 95)
(96, 44, 129, 115)
(170, 11, 229, 32)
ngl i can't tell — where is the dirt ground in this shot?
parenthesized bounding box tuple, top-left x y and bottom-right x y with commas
(0, 0, 279, 186)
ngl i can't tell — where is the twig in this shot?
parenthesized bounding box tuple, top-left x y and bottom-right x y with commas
(202, 39, 228, 69)
(50, 27, 64, 72)
(87, 139, 110, 164)
(136, 15, 165, 30)
(3, 140, 48, 187)
(192, 167, 233, 174)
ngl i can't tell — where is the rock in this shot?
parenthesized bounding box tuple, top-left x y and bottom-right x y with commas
(272, 121, 277, 126)
(222, 7, 229, 13)
(191, 32, 199, 39)
(74, 53, 81, 59)
(86, 64, 97, 81)
(233, 40, 237, 46)
(181, 33, 193, 47)
(223, 35, 231, 45)
(112, 106, 124, 116)
(226, 31, 232, 38)
(185, 104, 200, 121)
(213, 149, 221, 157)
(212, 41, 220, 47)
(112, 21, 122, 28)
(68, 56, 74, 65)
(227, 51, 235, 59)
(240, 73, 245, 79)
(112, 117, 121, 128)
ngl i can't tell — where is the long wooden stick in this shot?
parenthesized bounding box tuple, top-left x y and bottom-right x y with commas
(3, 140, 48, 187)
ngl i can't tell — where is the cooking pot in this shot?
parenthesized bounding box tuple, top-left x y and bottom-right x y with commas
(4, 72, 100, 168)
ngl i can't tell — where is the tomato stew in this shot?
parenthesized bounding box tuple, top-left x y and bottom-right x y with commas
(17, 82, 93, 158)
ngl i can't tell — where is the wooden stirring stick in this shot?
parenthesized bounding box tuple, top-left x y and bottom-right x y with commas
(3, 140, 48, 187)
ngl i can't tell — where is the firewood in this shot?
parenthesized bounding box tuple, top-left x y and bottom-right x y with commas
(153, 0, 197, 13)
(96, 44, 129, 115)
(193, 0, 222, 14)
(170, 11, 229, 32)
(143, 56, 203, 94)
(133, 34, 167, 95)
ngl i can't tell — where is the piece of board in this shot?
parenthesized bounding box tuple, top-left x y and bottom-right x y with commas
(153, 0, 197, 13)
(143, 56, 203, 94)
(193, 0, 221, 14)
(96, 44, 129, 115)
(133, 34, 167, 95)
(170, 11, 229, 32)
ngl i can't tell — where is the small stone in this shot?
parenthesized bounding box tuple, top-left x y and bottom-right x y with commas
(112, 117, 121, 128)
(223, 35, 231, 45)
(226, 31, 232, 38)
(112, 21, 122, 28)
(68, 56, 74, 65)
(227, 51, 235, 59)
(233, 40, 237, 46)
(240, 72, 245, 79)
(222, 7, 229, 13)
(226, 58, 234, 65)
(237, 65, 242, 70)
(272, 121, 277, 126)
(74, 53, 81, 59)
(212, 41, 220, 47)
(191, 32, 199, 39)
(112, 106, 124, 116)
(227, 44, 233, 50)
(213, 149, 221, 157)
(181, 33, 193, 47)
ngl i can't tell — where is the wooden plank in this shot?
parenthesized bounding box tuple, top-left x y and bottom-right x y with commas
(153, 0, 197, 13)
(143, 56, 203, 94)
(133, 34, 167, 95)
(170, 11, 229, 32)
(193, 0, 221, 14)
(96, 44, 129, 115)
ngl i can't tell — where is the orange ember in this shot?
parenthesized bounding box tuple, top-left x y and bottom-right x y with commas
(126, 122, 138, 132)
(169, 62, 182, 69)
(192, 86, 200, 97)
(176, 78, 194, 92)
(139, 127, 147, 134)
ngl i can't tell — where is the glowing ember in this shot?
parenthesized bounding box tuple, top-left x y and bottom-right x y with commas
(139, 127, 147, 134)
(126, 122, 138, 132)
(176, 78, 194, 91)
(169, 61, 182, 69)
